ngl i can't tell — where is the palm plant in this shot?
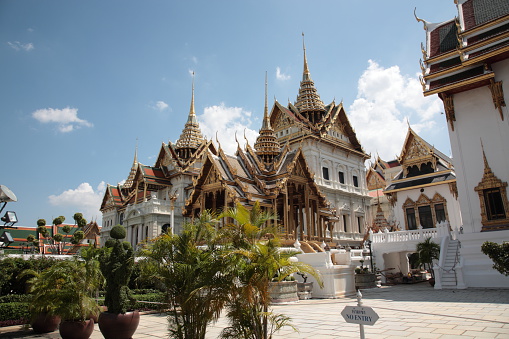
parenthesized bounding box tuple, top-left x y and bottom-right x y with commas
(139, 210, 236, 339)
(219, 202, 322, 339)
(416, 237, 440, 279)
(27, 259, 99, 322)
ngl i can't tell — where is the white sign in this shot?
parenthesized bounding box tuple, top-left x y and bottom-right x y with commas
(341, 306, 379, 326)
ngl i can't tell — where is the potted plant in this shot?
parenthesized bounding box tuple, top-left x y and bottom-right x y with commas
(27, 260, 99, 339)
(98, 225, 139, 339)
(269, 275, 299, 303)
(354, 260, 377, 290)
(416, 237, 440, 286)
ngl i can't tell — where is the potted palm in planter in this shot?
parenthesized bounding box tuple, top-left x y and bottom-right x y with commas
(416, 237, 440, 286)
(27, 260, 100, 339)
(99, 225, 139, 339)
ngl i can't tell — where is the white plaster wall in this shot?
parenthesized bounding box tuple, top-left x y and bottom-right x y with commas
(457, 230, 509, 288)
(293, 138, 371, 239)
(393, 184, 462, 231)
(448, 58, 509, 234)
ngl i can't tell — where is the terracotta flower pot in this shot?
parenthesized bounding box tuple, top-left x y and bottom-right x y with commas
(59, 319, 95, 339)
(98, 311, 140, 339)
(31, 313, 61, 333)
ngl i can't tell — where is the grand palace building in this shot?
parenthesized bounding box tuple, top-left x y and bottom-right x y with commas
(100, 42, 371, 250)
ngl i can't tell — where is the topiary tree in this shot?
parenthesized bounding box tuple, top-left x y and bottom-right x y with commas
(99, 225, 135, 314)
(481, 241, 509, 276)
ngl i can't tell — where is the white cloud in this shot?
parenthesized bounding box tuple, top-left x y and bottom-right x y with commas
(32, 107, 93, 133)
(154, 101, 169, 111)
(48, 182, 106, 221)
(7, 41, 34, 51)
(276, 67, 291, 81)
(348, 60, 442, 160)
(198, 103, 258, 154)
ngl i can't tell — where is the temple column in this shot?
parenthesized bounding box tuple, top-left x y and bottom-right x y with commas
(298, 197, 305, 239)
(283, 188, 288, 237)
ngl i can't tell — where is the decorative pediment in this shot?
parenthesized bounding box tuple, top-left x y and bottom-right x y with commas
(403, 136, 431, 163)
(431, 192, 445, 203)
(204, 166, 222, 185)
(416, 193, 431, 205)
(367, 168, 385, 190)
(403, 197, 415, 208)
(399, 128, 437, 175)
(291, 160, 306, 177)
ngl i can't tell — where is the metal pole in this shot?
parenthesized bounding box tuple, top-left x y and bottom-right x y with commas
(357, 290, 365, 339)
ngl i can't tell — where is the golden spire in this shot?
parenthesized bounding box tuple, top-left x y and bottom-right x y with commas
(295, 33, 325, 120)
(261, 71, 270, 130)
(302, 32, 311, 81)
(188, 72, 197, 124)
(255, 72, 280, 165)
(175, 73, 205, 159)
(124, 140, 139, 189)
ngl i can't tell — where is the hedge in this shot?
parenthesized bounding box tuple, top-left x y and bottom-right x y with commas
(0, 302, 30, 325)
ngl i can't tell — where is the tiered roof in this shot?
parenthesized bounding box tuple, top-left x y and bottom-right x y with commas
(254, 73, 280, 166)
(269, 39, 367, 158)
(294, 37, 326, 116)
(175, 75, 205, 156)
(417, 0, 509, 127)
(184, 141, 334, 218)
(384, 127, 456, 193)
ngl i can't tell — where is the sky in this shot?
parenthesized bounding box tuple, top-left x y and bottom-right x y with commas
(1, 0, 457, 227)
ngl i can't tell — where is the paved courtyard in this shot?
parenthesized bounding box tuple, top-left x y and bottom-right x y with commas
(1, 283, 508, 338)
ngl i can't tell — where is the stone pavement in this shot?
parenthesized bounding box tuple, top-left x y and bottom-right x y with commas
(1, 283, 508, 338)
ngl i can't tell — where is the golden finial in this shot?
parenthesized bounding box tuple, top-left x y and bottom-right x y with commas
(414, 8, 428, 30)
(302, 32, 310, 79)
(243, 128, 249, 145)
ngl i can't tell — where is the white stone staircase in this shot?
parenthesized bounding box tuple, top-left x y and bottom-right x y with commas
(434, 237, 466, 289)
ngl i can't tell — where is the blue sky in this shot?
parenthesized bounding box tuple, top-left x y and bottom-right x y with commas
(1, 0, 455, 227)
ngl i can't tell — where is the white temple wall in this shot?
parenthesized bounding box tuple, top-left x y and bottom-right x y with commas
(449, 58, 509, 234)
(392, 184, 462, 232)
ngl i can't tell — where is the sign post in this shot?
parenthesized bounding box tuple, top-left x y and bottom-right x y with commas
(341, 290, 379, 339)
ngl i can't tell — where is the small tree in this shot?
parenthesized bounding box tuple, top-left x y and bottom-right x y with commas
(139, 211, 234, 339)
(220, 202, 322, 339)
(416, 237, 440, 279)
(481, 241, 509, 276)
(99, 225, 135, 314)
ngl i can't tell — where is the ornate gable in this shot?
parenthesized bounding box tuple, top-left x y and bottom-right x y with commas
(399, 128, 435, 175)
(291, 159, 306, 177)
(203, 165, 222, 186)
(367, 168, 386, 190)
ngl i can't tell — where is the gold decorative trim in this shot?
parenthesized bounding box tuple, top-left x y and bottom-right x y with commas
(384, 179, 456, 194)
(489, 80, 506, 120)
(441, 93, 456, 131)
(424, 73, 495, 97)
(448, 181, 458, 199)
(462, 45, 509, 67)
(386, 193, 397, 207)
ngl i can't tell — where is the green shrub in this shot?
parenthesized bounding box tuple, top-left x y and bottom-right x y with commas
(0, 294, 31, 303)
(0, 302, 30, 322)
(0, 257, 58, 295)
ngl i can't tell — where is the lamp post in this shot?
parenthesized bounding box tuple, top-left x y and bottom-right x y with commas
(169, 191, 179, 235)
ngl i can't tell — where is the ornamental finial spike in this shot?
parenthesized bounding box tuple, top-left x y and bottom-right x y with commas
(414, 7, 428, 30)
